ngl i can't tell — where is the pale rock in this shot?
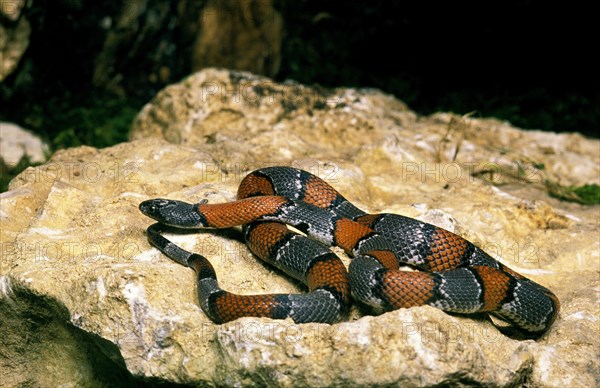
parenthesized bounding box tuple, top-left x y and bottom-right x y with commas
(0, 122, 49, 168)
(1, 69, 598, 386)
(0, 0, 24, 21)
(0, 11, 30, 82)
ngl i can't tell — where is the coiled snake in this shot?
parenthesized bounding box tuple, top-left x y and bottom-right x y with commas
(139, 166, 559, 335)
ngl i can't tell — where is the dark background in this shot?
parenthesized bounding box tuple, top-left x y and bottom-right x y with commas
(1, 0, 598, 153)
(278, 1, 598, 137)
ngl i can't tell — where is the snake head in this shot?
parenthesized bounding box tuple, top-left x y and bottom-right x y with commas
(139, 198, 205, 228)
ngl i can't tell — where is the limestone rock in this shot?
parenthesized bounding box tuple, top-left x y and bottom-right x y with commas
(131, 69, 597, 190)
(0, 122, 49, 168)
(1, 70, 599, 386)
(0, 0, 25, 21)
(0, 7, 30, 82)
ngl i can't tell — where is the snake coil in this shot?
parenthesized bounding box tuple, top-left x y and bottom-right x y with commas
(139, 166, 559, 335)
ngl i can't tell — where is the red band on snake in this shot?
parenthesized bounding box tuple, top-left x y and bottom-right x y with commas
(139, 166, 559, 335)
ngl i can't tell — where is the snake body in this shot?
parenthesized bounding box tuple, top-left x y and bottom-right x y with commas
(139, 166, 559, 334)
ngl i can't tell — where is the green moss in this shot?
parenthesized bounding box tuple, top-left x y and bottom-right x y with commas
(546, 181, 600, 205)
(568, 184, 600, 205)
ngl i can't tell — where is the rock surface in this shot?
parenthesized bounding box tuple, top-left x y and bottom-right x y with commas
(0, 122, 49, 168)
(0, 1, 30, 82)
(1, 69, 599, 386)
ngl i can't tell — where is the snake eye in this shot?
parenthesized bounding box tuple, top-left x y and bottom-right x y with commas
(139, 199, 164, 217)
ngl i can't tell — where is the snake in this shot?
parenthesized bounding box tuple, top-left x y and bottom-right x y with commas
(139, 166, 559, 335)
